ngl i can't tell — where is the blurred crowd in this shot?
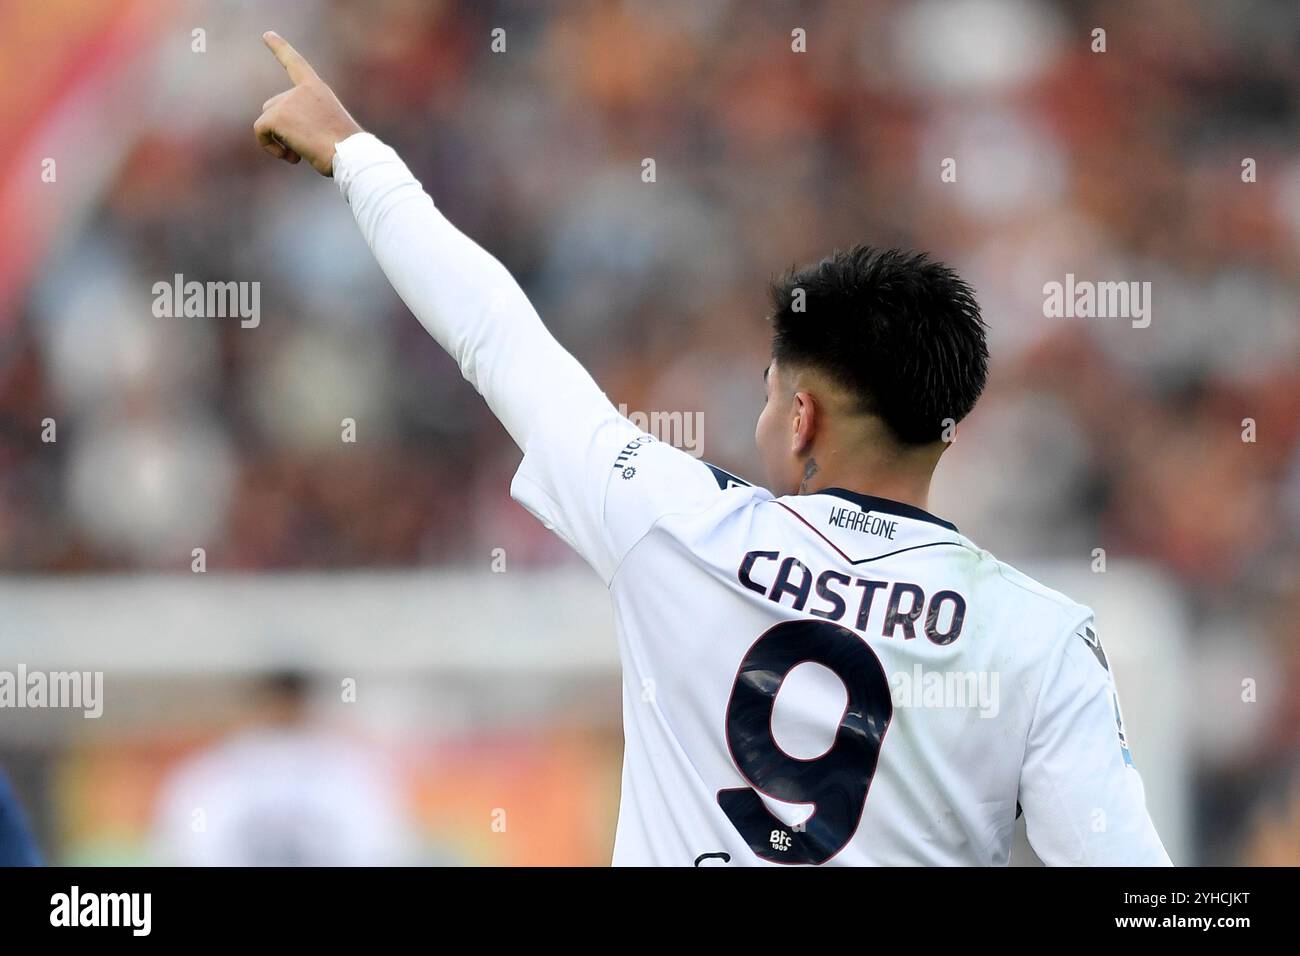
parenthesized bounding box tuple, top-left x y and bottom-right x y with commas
(2, 0, 1298, 863)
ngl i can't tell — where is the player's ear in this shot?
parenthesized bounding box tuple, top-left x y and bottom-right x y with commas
(791, 390, 816, 454)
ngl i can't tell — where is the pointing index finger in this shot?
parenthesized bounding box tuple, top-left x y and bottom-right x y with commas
(263, 31, 317, 85)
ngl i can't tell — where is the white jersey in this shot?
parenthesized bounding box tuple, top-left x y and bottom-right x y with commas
(334, 133, 1171, 867)
(152, 728, 408, 866)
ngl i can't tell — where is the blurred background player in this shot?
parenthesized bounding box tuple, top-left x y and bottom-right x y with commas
(151, 672, 409, 866)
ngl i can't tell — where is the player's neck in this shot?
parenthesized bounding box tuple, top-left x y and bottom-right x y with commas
(795, 443, 942, 514)
(802, 471, 934, 513)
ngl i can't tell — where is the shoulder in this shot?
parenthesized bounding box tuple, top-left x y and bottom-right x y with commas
(702, 462, 757, 491)
(961, 540, 1094, 639)
(608, 450, 771, 517)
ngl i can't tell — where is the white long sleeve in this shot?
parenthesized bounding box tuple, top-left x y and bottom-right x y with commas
(332, 131, 724, 582)
(1018, 618, 1172, 865)
(332, 131, 610, 451)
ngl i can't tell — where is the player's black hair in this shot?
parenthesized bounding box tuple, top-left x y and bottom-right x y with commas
(263, 669, 309, 701)
(769, 245, 989, 445)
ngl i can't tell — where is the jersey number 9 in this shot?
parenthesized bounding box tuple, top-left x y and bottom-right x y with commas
(717, 619, 893, 864)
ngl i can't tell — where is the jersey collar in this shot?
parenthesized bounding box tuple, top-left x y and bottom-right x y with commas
(816, 488, 959, 533)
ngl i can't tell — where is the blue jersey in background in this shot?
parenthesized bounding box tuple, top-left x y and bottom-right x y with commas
(0, 769, 41, 866)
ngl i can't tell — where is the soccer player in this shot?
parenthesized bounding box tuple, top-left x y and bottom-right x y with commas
(254, 32, 1171, 866)
(151, 673, 409, 866)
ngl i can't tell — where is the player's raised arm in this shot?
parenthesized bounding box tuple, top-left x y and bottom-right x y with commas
(253, 33, 728, 581)
(252, 30, 612, 451)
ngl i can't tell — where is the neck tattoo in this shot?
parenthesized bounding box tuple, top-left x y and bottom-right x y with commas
(798, 457, 819, 495)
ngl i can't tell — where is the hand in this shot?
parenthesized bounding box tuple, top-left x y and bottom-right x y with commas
(254, 31, 363, 176)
